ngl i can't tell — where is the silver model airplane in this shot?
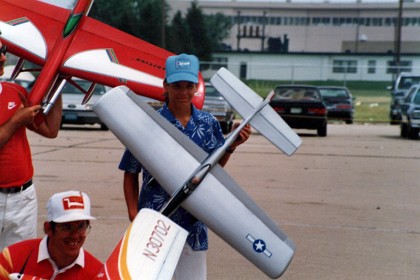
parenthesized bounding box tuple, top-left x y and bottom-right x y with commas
(92, 68, 302, 279)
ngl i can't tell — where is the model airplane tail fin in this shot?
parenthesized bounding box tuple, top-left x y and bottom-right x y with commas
(210, 67, 302, 156)
(94, 209, 187, 280)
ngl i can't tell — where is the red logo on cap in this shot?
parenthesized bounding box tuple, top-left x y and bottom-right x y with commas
(62, 195, 84, 210)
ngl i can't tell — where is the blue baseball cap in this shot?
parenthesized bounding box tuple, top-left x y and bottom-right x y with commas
(165, 53, 199, 84)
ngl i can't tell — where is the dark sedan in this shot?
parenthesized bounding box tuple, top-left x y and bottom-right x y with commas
(202, 82, 235, 134)
(270, 85, 327, 136)
(317, 86, 354, 124)
(400, 84, 420, 139)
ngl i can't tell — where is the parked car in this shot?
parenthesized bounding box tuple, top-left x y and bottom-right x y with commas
(202, 82, 235, 134)
(61, 79, 110, 130)
(270, 85, 327, 136)
(400, 84, 420, 139)
(387, 72, 420, 125)
(317, 86, 354, 124)
(138, 95, 164, 110)
(0, 65, 35, 90)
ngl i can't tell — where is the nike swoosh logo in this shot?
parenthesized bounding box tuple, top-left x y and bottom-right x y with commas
(8, 102, 16, 110)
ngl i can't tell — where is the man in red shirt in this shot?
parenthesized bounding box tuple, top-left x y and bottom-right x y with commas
(0, 39, 62, 249)
(0, 190, 102, 279)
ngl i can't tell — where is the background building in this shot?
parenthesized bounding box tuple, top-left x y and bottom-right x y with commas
(168, 0, 420, 54)
(168, 0, 420, 82)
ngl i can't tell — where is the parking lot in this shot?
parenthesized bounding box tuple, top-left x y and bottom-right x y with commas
(29, 123, 419, 280)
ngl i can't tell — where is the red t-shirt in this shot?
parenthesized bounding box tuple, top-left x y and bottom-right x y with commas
(0, 82, 33, 187)
(0, 238, 103, 280)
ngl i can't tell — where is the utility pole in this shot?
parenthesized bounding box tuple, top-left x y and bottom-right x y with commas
(394, 0, 403, 77)
(355, 8, 360, 53)
(236, 11, 241, 51)
(261, 11, 266, 51)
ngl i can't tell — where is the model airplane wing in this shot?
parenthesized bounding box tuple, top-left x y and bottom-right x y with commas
(0, 0, 205, 110)
(93, 78, 300, 278)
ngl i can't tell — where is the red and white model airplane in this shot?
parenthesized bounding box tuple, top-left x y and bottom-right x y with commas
(0, 0, 205, 114)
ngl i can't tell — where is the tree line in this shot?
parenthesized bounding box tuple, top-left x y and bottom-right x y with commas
(90, 0, 232, 63)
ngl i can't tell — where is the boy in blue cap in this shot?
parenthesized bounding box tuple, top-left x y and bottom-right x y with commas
(119, 53, 251, 279)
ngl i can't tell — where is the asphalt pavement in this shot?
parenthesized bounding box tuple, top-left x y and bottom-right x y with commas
(28, 123, 420, 280)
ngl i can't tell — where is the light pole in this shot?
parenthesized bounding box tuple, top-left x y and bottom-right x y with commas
(394, 0, 403, 77)
(236, 10, 241, 51)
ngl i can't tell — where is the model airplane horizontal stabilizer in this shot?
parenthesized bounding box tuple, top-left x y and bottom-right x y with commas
(210, 67, 302, 156)
(94, 209, 188, 280)
(93, 85, 297, 278)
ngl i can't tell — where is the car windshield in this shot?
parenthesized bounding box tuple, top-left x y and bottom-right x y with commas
(398, 77, 420, 90)
(273, 87, 320, 101)
(318, 88, 349, 98)
(205, 85, 222, 98)
(61, 80, 106, 95)
(414, 91, 420, 105)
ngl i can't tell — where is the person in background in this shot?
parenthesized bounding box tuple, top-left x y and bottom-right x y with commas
(0, 39, 62, 249)
(0, 190, 102, 279)
(119, 53, 251, 279)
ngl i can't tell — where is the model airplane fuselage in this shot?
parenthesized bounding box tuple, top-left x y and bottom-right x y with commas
(0, 0, 205, 112)
(93, 68, 302, 279)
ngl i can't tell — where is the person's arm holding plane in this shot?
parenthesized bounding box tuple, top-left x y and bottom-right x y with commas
(123, 170, 141, 222)
(0, 104, 41, 148)
(218, 122, 251, 167)
(27, 95, 62, 138)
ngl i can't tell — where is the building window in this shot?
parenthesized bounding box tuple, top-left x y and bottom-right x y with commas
(372, 18, 383, 26)
(232, 13, 420, 28)
(333, 60, 358, 74)
(385, 17, 394, 26)
(386, 61, 413, 74)
(368, 60, 376, 74)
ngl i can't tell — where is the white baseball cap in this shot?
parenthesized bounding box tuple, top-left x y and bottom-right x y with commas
(47, 190, 96, 223)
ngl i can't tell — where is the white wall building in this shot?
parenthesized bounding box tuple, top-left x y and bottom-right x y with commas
(168, 0, 420, 82)
(202, 51, 420, 82)
(168, 0, 420, 53)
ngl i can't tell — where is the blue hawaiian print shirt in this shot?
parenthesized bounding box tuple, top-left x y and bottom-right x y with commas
(118, 103, 225, 251)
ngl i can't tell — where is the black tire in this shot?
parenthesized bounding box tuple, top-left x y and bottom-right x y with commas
(100, 123, 109, 131)
(317, 123, 327, 137)
(408, 126, 419, 140)
(400, 123, 408, 138)
(390, 115, 402, 125)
